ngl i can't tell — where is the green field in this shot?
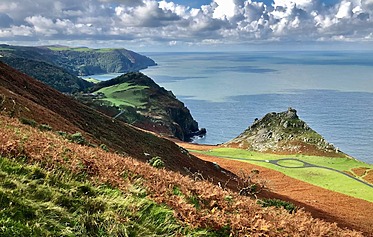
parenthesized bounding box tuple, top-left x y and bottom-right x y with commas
(82, 77, 101, 84)
(0, 48, 14, 51)
(195, 148, 373, 202)
(47, 47, 117, 53)
(96, 83, 149, 108)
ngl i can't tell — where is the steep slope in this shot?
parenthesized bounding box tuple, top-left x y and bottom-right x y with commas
(0, 57, 93, 93)
(0, 61, 222, 180)
(80, 72, 205, 141)
(225, 108, 346, 157)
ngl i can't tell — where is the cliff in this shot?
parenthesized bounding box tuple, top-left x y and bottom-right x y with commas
(0, 44, 156, 76)
(225, 108, 345, 157)
(80, 72, 205, 141)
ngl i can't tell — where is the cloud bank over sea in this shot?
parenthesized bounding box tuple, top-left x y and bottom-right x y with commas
(1, 0, 373, 49)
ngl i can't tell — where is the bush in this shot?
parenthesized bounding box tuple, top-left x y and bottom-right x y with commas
(20, 118, 37, 127)
(38, 124, 52, 131)
(257, 198, 298, 214)
(68, 132, 86, 145)
(99, 144, 109, 152)
(148, 156, 164, 168)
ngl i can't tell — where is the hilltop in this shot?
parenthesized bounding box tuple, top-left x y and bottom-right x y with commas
(225, 108, 347, 157)
(78, 72, 205, 141)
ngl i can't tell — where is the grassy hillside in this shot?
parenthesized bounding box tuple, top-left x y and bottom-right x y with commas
(195, 148, 373, 202)
(81, 72, 203, 141)
(95, 82, 149, 108)
(0, 44, 156, 76)
(0, 57, 93, 93)
(0, 115, 362, 236)
(0, 157, 215, 236)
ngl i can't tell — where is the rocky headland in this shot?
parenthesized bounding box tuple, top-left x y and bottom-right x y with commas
(225, 108, 346, 157)
(79, 72, 205, 141)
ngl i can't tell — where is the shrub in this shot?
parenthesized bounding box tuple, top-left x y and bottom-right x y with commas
(99, 144, 109, 152)
(148, 156, 164, 168)
(257, 198, 298, 214)
(20, 117, 37, 127)
(38, 124, 52, 131)
(68, 132, 86, 145)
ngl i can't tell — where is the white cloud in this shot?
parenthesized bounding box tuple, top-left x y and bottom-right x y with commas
(0, 0, 372, 48)
(213, 0, 237, 19)
(336, 0, 353, 18)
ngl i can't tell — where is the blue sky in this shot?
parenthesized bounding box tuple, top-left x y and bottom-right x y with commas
(0, 0, 372, 51)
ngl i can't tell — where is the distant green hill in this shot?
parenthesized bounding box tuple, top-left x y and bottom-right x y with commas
(0, 44, 156, 93)
(0, 57, 93, 93)
(0, 44, 156, 76)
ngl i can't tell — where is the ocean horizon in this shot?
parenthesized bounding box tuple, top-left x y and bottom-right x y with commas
(142, 51, 373, 164)
(85, 51, 373, 164)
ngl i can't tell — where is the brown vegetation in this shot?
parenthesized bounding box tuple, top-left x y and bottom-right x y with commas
(352, 167, 370, 177)
(179, 143, 373, 236)
(0, 115, 363, 236)
(0, 61, 232, 183)
(364, 170, 373, 184)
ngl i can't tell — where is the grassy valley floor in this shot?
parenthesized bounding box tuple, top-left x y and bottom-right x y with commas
(177, 142, 373, 235)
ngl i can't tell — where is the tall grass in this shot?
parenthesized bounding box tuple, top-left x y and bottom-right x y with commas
(0, 157, 217, 236)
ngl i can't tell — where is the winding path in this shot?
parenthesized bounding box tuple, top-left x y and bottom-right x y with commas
(212, 155, 373, 188)
(175, 142, 373, 235)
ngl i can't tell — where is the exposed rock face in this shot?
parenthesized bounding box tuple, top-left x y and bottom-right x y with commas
(225, 108, 344, 156)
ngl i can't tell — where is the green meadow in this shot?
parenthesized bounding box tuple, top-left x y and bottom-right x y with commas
(47, 47, 117, 53)
(195, 148, 373, 202)
(95, 83, 149, 108)
(82, 77, 101, 84)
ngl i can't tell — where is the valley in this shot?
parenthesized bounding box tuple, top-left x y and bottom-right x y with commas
(0, 48, 372, 236)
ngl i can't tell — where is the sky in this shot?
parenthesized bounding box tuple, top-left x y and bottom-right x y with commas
(0, 0, 373, 51)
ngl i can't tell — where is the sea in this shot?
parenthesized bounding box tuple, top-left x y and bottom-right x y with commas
(88, 51, 373, 164)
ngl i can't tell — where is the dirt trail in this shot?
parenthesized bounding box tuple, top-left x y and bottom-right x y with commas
(178, 142, 373, 236)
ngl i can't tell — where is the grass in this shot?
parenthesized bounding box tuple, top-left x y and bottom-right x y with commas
(0, 156, 218, 237)
(47, 47, 118, 53)
(95, 82, 149, 108)
(196, 148, 373, 202)
(82, 77, 101, 84)
(0, 48, 14, 51)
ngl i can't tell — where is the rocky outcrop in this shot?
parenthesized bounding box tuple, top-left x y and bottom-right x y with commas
(225, 108, 344, 157)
